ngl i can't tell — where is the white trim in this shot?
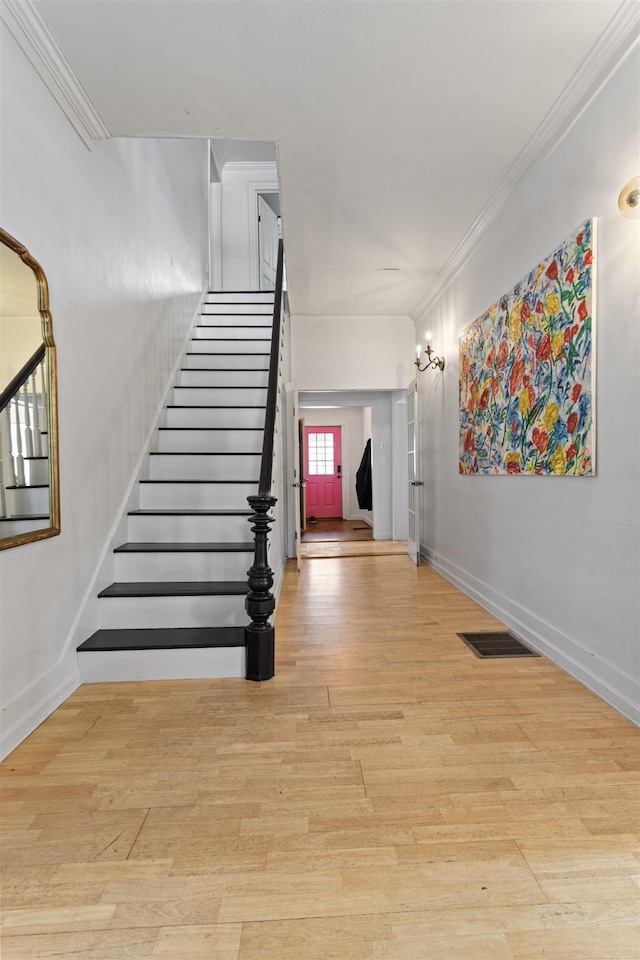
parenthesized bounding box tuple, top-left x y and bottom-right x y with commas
(411, 1, 640, 323)
(272, 553, 287, 606)
(422, 547, 640, 727)
(0, 657, 80, 760)
(0, 0, 110, 149)
(247, 174, 280, 291)
(209, 182, 222, 292)
(210, 140, 226, 181)
(224, 162, 278, 178)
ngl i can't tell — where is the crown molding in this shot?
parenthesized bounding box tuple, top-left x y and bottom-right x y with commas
(411, 0, 640, 324)
(222, 161, 279, 180)
(1, 0, 110, 148)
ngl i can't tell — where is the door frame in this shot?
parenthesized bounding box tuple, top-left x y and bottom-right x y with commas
(303, 424, 344, 521)
(246, 167, 279, 290)
(296, 390, 404, 541)
(406, 377, 421, 565)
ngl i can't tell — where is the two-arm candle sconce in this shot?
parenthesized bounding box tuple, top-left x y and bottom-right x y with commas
(415, 332, 445, 372)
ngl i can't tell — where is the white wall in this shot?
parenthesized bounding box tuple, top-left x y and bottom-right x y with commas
(0, 316, 42, 385)
(292, 315, 415, 391)
(220, 162, 278, 291)
(0, 29, 209, 757)
(414, 47, 640, 723)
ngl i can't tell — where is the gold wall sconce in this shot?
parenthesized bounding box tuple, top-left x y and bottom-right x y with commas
(416, 332, 445, 371)
(618, 176, 640, 219)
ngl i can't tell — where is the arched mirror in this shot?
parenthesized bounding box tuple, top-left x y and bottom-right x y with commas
(0, 229, 59, 549)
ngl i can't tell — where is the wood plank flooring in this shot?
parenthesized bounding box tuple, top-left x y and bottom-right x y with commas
(2, 555, 639, 959)
(300, 540, 407, 559)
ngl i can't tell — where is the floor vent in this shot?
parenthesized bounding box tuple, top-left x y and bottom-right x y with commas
(457, 631, 540, 659)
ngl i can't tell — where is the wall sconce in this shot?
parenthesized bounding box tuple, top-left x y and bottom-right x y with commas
(416, 332, 445, 371)
(618, 176, 640, 219)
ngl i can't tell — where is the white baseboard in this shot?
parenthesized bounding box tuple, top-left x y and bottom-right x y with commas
(422, 547, 639, 727)
(272, 553, 287, 605)
(0, 657, 81, 760)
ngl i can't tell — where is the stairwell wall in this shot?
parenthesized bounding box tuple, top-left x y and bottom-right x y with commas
(0, 29, 209, 757)
(413, 46, 640, 724)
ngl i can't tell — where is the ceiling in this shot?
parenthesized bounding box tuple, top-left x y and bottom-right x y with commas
(33, 0, 624, 317)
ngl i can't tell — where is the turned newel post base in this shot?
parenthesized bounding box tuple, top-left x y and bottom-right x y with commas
(245, 494, 277, 681)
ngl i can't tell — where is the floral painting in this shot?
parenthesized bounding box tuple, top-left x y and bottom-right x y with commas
(459, 220, 595, 476)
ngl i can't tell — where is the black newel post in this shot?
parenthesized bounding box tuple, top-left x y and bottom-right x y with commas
(245, 494, 277, 681)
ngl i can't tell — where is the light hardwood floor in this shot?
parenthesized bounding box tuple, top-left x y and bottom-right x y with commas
(2, 556, 639, 959)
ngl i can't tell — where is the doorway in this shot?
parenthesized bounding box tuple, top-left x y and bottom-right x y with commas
(304, 425, 343, 521)
(258, 192, 280, 291)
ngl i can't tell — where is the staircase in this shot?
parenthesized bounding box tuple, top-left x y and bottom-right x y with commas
(0, 346, 51, 540)
(77, 290, 276, 681)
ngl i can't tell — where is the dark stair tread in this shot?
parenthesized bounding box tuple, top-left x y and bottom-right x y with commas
(78, 627, 246, 652)
(114, 541, 253, 553)
(6, 484, 49, 490)
(98, 581, 249, 598)
(185, 352, 270, 357)
(139, 479, 258, 485)
(180, 369, 268, 374)
(165, 404, 266, 409)
(1, 513, 49, 521)
(128, 509, 252, 516)
(158, 426, 264, 431)
(150, 450, 260, 455)
(173, 385, 267, 390)
(190, 337, 271, 341)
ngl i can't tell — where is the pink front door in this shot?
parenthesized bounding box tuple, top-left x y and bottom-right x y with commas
(304, 426, 343, 519)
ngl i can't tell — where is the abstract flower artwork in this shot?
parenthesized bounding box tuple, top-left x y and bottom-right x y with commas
(459, 220, 595, 475)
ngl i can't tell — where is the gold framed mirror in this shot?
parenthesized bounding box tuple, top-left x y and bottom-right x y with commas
(0, 228, 60, 549)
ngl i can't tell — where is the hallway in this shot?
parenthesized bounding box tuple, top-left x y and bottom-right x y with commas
(2, 555, 638, 959)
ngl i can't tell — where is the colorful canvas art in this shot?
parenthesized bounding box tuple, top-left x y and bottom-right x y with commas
(459, 220, 595, 476)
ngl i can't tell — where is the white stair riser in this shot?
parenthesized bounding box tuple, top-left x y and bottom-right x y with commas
(128, 514, 251, 542)
(178, 369, 269, 388)
(190, 339, 270, 354)
(165, 407, 265, 429)
(205, 292, 274, 304)
(0, 517, 49, 537)
(5, 486, 49, 514)
(149, 453, 261, 481)
(115, 550, 252, 582)
(184, 353, 269, 371)
(158, 429, 263, 454)
(99, 594, 246, 629)
(199, 314, 273, 326)
(200, 303, 272, 314)
(24, 459, 49, 485)
(173, 387, 267, 406)
(139, 482, 257, 510)
(192, 327, 271, 341)
(78, 647, 245, 683)
(165, 404, 265, 429)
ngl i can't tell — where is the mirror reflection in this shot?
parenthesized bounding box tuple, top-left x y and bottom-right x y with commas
(0, 229, 60, 549)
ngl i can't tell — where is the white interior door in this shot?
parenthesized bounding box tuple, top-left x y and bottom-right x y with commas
(284, 383, 302, 571)
(258, 195, 278, 290)
(407, 379, 421, 565)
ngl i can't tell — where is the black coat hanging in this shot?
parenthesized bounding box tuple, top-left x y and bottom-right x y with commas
(355, 439, 373, 510)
